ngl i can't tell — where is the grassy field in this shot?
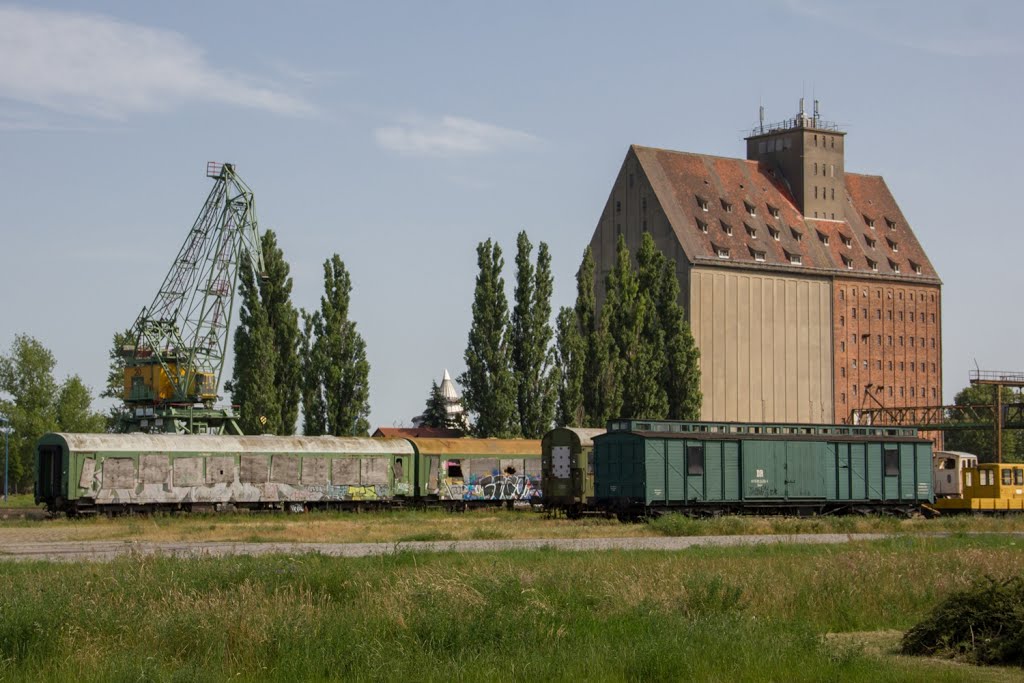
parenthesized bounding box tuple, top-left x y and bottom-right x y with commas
(0, 507, 1023, 544)
(0, 535, 1021, 681)
(0, 494, 40, 509)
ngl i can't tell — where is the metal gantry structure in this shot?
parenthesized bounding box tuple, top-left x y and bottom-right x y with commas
(122, 163, 265, 434)
(851, 369, 1024, 462)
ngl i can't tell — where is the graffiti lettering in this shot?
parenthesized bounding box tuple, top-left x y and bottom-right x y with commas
(440, 474, 542, 501)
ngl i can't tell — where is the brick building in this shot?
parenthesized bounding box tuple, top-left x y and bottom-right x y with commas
(588, 103, 941, 425)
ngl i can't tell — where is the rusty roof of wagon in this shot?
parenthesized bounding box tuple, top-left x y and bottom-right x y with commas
(404, 437, 541, 456)
(43, 433, 415, 455)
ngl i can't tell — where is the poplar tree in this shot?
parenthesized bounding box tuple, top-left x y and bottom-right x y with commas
(299, 310, 327, 435)
(657, 258, 702, 420)
(314, 255, 371, 437)
(459, 239, 518, 438)
(259, 231, 302, 434)
(510, 232, 557, 438)
(229, 262, 280, 434)
(554, 306, 585, 427)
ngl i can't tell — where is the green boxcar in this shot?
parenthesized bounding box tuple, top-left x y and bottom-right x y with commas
(541, 427, 605, 513)
(595, 420, 933, 514)
(36, 433, 415, 513)
(404, 437, 542, 505)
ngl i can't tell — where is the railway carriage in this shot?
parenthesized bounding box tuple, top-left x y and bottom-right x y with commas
(594, 420, 934, 516)
(541, 427, 605, 516)
(36, 433, 415, 514)
(404, 437, 542, 506)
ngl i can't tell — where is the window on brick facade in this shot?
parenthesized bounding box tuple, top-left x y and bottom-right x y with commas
(839, 289, 845, 301)
(697, 218, 708, 233)
(769, 226, 780, 240)
(721, 199, 732, 212)
(888, 360, 894, 370)
(697, 197, 709, 211)
(745, 202, 756, 216)
(840, 316, 845, 327)
(900, 362, 905, 371)
(899, 336, 904, 346)
(876, 309, 881, 320)
(931, 338, 936, 348)
(840, 341, 845, 351)
(841, 367, 846, 378)
(721, 220, 732, 235)
(615, 200, 621, 213)
(887, 310, 893, 321)
(888, 386, 893, 397)
(887, 336, 893, 346)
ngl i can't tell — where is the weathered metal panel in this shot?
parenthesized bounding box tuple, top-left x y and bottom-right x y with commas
(900, 445, 915, 500)
(523, 456, 540, 478)
(53, 433, 415, 456)
(206, 456, 235, 485)
(173, 457, 204, 487)
(499, 459, 525, 476)
(837, 444, 851, 500)
(103, 458, 136, 488)
(867, 443, 883, 499)
(470, 458, 498, 477)
(140, 455, 170, 485)
(723, 441, 740, 499)
(850, 443, 867, 499)
(271, 455, 300, 486)
(240, 455, 269, 483)
(786, 441, 825, 498)
(361, 457, 389, 486)
(79, 458, 96, 490)
(332, 458, 359, 486)
(666, 440, 685, 502)
(743, 441, 783, 498)
(644, 440, 666, 504)
(301, 457, 329, 486)
(705, 441, 723, 501)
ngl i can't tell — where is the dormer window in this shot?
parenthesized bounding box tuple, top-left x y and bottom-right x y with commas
(841, 235, 852, 248)
(721, 200, 733, 213)
(817, 230, 829, 245)
(886, 218, 896, 230)
(786, 251, 802, 265)
(768, 205, 780, 219)
(697, 196, 709, 212)
(745, 202, 756, 217)
(867, 258, 878, 272)
(790, 228, 803, 241)
(768, 226, 780, 241)
(865, 237, 877, 249)
(841, 255, 853, 269)
(720, 220, 732, 236)
(750, 247, 766, 262)
(715, 245, 730, 259)
(887, 239, 898, 252)
(910, 260, 922, 275)
(864, 215, 876, 229)
(745, 223, 757, 239)
(696, 218, 708, 234)
(889, 259, 900, 273)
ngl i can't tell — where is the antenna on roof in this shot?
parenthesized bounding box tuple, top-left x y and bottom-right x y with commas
(813, 99, 820, 125)
(799, 97, 805, 116)
(759, 103, 764, 133)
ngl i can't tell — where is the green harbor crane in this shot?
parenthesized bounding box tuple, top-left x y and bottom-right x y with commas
(120, 162, 266, 434)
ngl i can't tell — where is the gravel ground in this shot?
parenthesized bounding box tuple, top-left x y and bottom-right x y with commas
(0, 533, 909, 562)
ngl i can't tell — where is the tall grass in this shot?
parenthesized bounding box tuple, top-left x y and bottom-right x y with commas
(0, 536, 1019, 681)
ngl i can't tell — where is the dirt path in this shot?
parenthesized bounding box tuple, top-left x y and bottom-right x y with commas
(0, 532, 915, 561)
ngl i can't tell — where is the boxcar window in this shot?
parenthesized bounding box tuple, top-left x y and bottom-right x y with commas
(393, 458, 404, 479)
(447, 460, 463, 478)
(687, 445, 705, 476)
(1002, 469, 1012, 485)
(965, 471, 972, 487)
(883, 447, 899, 477)
(1014, 468, 1023, 485)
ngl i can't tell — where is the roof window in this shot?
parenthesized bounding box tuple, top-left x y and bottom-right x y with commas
(817, 230, 829, 245)
(790, 227, 803, 241)
(696, 218, 708, 234)
(768, 226, 780, 241)
(745, 223, 757, 239)
(744, 202, 756, 217)
(867, 258, 878, 272)
(910, 260, 922, 275)
(865, 236, 877, 249)
(715, 245, 730, 259)
(786, 251, 802, 265)
(886, 218, 896, 230)
(697, 196, 708, 212)
(841, 234, 852, 248)
(720, 220, 732, 236)
(889, 259, 900, 273)
(864, 215, 876, 229)
(768, 205, 780, 219)
(721, 200, 733, 212)
(841, 255, 853, 269)
(750, 247, 766, 262)
(887, 238, 898, 252)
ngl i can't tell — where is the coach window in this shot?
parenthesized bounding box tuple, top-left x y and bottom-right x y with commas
(447, 460, 464, 478)
(1014, 468, 1024, 485)
(687, 445, 705, 476)
(884, 447, 899, 476)
(393, 458, 404, 479)
(1002, 469, 1012, 486)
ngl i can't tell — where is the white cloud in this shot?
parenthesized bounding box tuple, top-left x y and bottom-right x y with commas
(0, 6, 314, 119)
(783, 0, 1022, 58)
(374, 115, 537, 156)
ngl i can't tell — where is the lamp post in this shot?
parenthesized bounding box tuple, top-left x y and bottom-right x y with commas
(0, 415, 9, 502)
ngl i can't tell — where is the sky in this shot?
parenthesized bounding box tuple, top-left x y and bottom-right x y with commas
(1, 0, 1023, 429)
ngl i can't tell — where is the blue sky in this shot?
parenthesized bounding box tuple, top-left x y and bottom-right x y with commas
(1, 1, 1022, 429)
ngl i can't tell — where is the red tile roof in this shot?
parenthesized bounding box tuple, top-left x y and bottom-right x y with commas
(633, 145, 940, 282)
(371, 426, 465, 439)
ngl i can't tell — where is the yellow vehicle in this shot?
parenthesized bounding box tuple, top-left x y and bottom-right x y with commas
(932, 450, 1024, 513)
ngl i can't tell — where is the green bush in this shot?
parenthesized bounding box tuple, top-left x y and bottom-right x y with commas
(901, 574, 1024, 667)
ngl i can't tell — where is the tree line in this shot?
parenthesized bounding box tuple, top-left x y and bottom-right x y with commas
(456, 231, 703, 438)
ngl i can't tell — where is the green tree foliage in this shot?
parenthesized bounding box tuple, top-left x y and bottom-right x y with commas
(259, 231, 302, 434)
(576, 245, 621, 427)
(227, 230, 301, 435)
(229, 262, 279, 435)
(55, 375, 107, 434)
(553, 306, 585, 427)
(420, 381, 450, 429)
(943, 384, 1021, 462)
(101, 327, 134, 432)
(654, 252, 701, 420)
(510, 232, 558, 438)
(459, 239, 519, 438)
(301, 256, 371, 437)
(0, 335, 58, 490)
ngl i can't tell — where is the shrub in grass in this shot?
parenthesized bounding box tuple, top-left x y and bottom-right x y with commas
(900, 574, 1024, 667)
